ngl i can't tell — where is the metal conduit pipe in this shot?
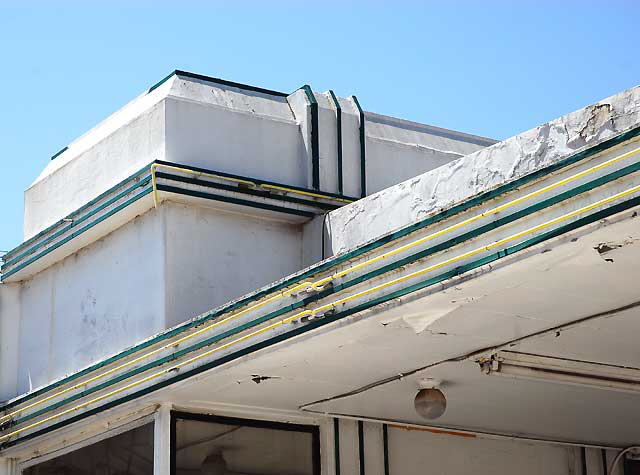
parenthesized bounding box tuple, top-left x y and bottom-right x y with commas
(609, 447, 640, 475)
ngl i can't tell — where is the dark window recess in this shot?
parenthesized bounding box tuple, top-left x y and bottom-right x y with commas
(626, 458, 640, 475)
(23, 422, 153, 475)
(172, 412, 320, 475)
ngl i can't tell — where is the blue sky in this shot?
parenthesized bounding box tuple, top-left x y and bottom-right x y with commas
(1, 0, 639, 252)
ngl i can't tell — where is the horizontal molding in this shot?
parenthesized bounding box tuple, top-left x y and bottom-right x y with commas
(2, 161, 353, 281)
(5, 192, 639, 449)
(154, 160, 358, 202)
(3, 126, 639, 409)
(1, 185, 153, 280)
(148, 70, 289, 98)
(9, 157, 640, 431)
(2, 137, 640, 447)
(156, 184, 316, 218)
(155, 172, 339, 211)
(2, 127, 640, 450)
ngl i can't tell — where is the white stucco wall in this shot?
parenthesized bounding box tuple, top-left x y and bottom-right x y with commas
(164, 96, 307, 187)
(329, 420, 610, 475)
(8, 71, 499, 400)
(5, 199, 310, 400)
(326, 85, 640, 254)
(163, 202, 303, 328)
(13, 209, 166, 396)
(22, 72, 495, 243)
(363, 112, 493, 195)
(0, 283, 20, 402)
(24, 100, 166, 240)
(386, 426, 573, 475)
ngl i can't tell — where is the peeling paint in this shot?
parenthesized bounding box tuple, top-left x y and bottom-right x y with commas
(327, 86, 640, 254)
(402, 305, 459, 334)
(251, 375, 280, 384)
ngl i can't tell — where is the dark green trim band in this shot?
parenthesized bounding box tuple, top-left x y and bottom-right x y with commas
(154, 160, 357, 202)
(328, 90, 344, 194)
(155, 172, 339, 211)
(50, 146, 68, 161)
(351, 95, 366, 197)
(334, 418, 341, 475)
(3, 160, 354, 277)
(358, 420, 365, 475)
(147, 70, 175, 94)
(1, 186, 153, 280)
(148, 70, 289, 97)
(4, 126, 638, 412)
(12, 157, 640, 428)
(3, 176, 152, 269)
(383, 424, 390, 475)
(5, 192, 640, 448)
(156, 184, 316, 218)
(5, 164, 151, 258)
(300, 85, 320, 190)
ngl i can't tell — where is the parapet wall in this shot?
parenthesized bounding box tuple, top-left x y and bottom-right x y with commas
(326, 85, 640, 254)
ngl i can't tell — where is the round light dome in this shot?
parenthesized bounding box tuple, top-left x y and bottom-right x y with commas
(414, 388, 447, 419)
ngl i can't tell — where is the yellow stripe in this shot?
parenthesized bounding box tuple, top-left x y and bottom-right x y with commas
(261, 184, 354, 203)
(2, 144, 638, 427)
(150, 163, 354, 207)
(2, 182, 639, 443)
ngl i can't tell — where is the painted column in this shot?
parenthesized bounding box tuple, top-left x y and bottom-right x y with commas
(154, 403, 172, 475)
(0, 458, 18, 475)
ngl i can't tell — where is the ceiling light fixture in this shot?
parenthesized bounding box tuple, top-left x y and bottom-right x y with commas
(414, 378, 447, 420)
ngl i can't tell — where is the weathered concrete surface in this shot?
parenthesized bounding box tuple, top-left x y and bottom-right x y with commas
(22, 71, 495, 241)
(326, 85, 640, 254)
(0, 283, 20, 401)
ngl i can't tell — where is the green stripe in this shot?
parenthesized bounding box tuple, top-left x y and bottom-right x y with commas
(383, 424, 389, 475)
(3, 177, 152, 269)
(351, 95, 366, 197)
(5, 164, 151, 258)
(3, 159, 353, 277)
(156, 184, 316, 218)
(3, 126, 638, 412)
(147, 71, 176, 94)
(334, 418, 341, 475)
(358, 420, 365, 475)
(153, 160, 357, 201)
(148, 70, 290, 97)
(300, 85, 320, 190)
(1, 187, 153, 280)
(50, 146, 68, 161)
(12, 159, 639, 428)
(155, 172, 339, 211)
(5, 192, 639, 448)
(328, 90, 344, 194)
(4, 159, 354, 267)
